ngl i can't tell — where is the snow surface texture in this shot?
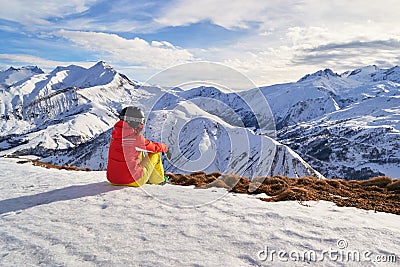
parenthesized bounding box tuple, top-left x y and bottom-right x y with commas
(0, 62, 322, 179)
(0, 158, 399, 266)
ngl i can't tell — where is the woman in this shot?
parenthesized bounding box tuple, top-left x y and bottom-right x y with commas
(106, 106, 168, 186)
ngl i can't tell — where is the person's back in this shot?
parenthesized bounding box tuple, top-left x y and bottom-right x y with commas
(106, 106, 168, 186)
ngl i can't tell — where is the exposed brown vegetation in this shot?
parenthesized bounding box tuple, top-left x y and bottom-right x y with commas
(166, 173, 400, 215)
(16, 159, 91, 171)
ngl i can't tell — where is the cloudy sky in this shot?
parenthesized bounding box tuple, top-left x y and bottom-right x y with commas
(0, 0, 399, 86)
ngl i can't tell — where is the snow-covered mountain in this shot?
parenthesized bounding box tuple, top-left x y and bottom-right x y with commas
(0, 66, 44, 89)
(260, 66, 400, 179)
(0, 61, 322, 179)
(142, 65, 399, 179)
(2, 61, 398, 179)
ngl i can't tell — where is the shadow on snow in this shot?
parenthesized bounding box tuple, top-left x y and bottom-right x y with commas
(0, 182, 122, 214)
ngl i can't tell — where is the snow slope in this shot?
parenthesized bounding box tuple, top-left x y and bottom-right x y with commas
(1, 158, 399, 266)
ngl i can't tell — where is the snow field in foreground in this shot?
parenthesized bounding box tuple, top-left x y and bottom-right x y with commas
(0, 158, 399, 266)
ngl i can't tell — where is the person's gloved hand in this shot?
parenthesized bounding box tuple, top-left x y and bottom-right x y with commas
(165, 150, 172, 159)
(160, 143, 168, 153)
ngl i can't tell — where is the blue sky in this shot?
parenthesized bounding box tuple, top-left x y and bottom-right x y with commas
(0, 0, 400, 85)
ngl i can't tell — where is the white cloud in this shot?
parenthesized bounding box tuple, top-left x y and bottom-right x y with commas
(46, 17, 152, 33)
(2, 0, 400, 86)
(54, 30, 194, 68)
(219, 47, 311, 86)
(155, 0, 298, 29)
(151, 41, 176, 49)
(169, 0, 400, 85)
(191, 21, 400, 85)
(0, 0, 97, 25)
(0, 53, 94, 69)
(156, 0, 400, 33)
(297, 0, 400, 29)
(0, 0, 162, 34)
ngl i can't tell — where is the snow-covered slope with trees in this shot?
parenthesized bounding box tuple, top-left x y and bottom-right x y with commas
(0, 62, 322, 179)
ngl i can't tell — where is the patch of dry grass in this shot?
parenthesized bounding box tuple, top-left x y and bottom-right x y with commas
(167, 173, 400, 215)
(17, 159, 91, 171)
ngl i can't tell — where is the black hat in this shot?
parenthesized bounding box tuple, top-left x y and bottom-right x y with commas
(119, 106, 146, 128)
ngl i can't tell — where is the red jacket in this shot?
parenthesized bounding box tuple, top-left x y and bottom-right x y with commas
(106, 120, 168, 184)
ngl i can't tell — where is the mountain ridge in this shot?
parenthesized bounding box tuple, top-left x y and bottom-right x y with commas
(260, 65, 399, 179)
(1, 61, 399, 179)
(0, 61, 324, 179)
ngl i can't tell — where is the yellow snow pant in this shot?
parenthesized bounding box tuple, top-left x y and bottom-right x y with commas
(127, 152, 165, 187)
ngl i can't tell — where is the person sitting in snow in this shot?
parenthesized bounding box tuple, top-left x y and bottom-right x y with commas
(106, 106, 169, 186)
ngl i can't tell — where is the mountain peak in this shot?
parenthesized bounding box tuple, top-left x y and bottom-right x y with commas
(298, 68, 339, 82)
(0, 65, 45, 87)
(341, 65, 400, 82)
(5, 65, 44, 74)
(90, 61, 115, 71)
(344, 65, 380, 78)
